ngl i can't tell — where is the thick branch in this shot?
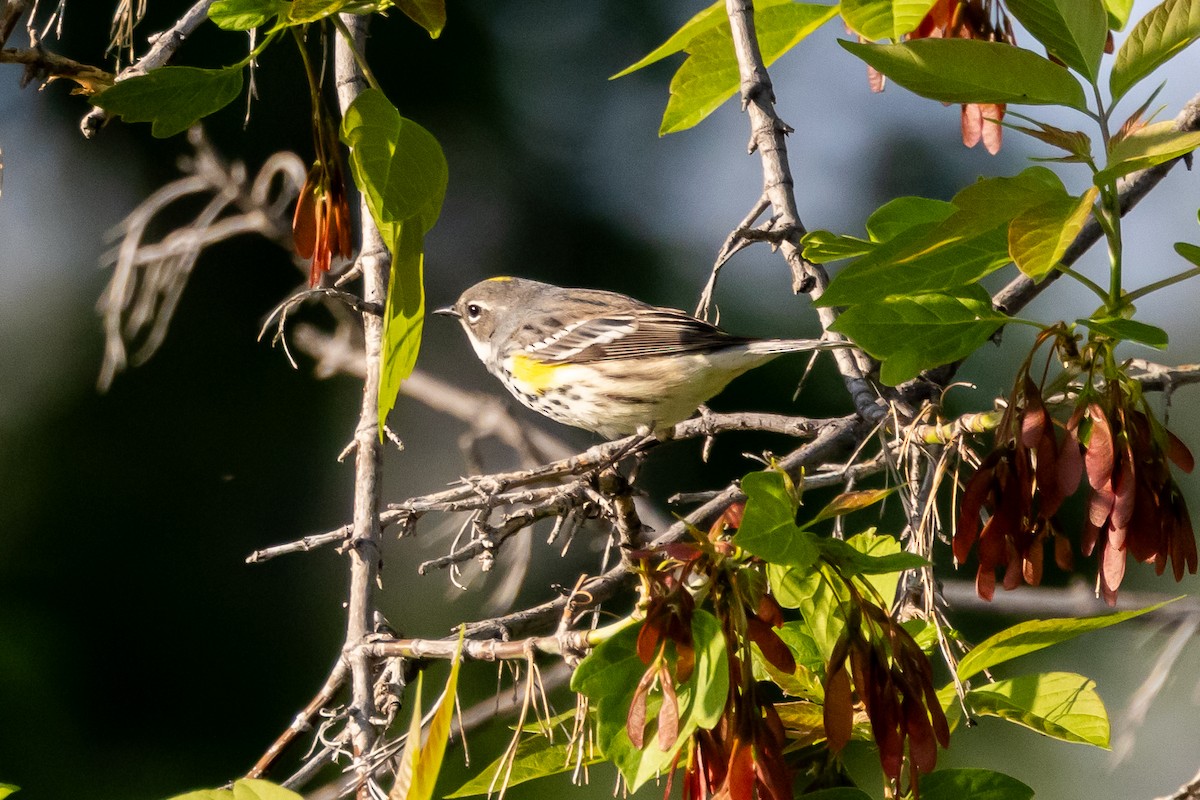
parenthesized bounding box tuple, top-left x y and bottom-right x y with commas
(334, 16, 386, 797)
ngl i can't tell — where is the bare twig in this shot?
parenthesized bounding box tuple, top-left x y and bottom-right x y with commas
(0, 44, 112, 90)
(80, 0, 216, 137)
(97, 129, 305, 389)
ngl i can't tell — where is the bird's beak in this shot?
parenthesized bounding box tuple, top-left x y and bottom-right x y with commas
(433, 306, 460, 318)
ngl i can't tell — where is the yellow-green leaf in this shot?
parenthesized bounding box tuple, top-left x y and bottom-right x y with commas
(1111, 0, 1200, 103)
(398, 0, 445, 37)
(391, 630, 465, 800)
(660, 2, 839, 134)
(1008, 185, 1098, 281)
(1005, 0, 1108, 81)
(968, 672, 1110, 747)
(841, 0, 939, 41)
(957, 598, 1176, 681)
(1095, 121, 1200, 185)
(340, 88, 447, 437)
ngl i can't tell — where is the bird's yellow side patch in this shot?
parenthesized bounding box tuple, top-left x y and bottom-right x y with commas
(486, 276, 513, 282)
(508, 353, 557, 393)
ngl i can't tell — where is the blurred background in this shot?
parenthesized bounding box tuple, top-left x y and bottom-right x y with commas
(1, 2, 1199, 798)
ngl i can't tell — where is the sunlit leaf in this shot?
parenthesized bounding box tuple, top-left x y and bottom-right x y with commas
(840, 39, 1088, 110)
(612, 0, 731, 77)
(287, 0, 352, 23)
(816, 537, 929, 577)
(781, 564, 850, 660)
(956, 598, 1176, 680)
(829, 285, 1008, 385)
(445, 733, 599, 797)
(1094, 121, 1200, 185)
(389, 629, 464, 800)
(751, 621, 825, 698)
(92, 66, 244, 138)
(341, 88, 447, 437)
(921, 768, 1034, 800)
(1104, 0, 1135, 29)
(968, 672, 1110, 747)
(398, 0, 445, 37)
(1008, 186, 1098, 281)
(816, 225, 1011, 306)
(841, 0, 939, 40)
(735, 471, 821, 569)
(807, 488, 895, 526)
(209, 0, 282, 30)
(802, 230, 876, 263)
(1080, 316, 1169, 348)
(864, 196, 957, 242)
(232, 781, 304, 800)
(660, 3, 839, 134)
(1111, 0, 1200, 103)
(1005, 0, 1108, 80)
(0, 787, 17, 800)
(794, 789, 874, 800)
(846, 530, 918, 603)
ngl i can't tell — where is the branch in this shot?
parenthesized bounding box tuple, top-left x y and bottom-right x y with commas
(333, 15, 387, 797)
(0, 45, 112, 91)
(80, 0, 216, 137)
(723, 0, 881, 421)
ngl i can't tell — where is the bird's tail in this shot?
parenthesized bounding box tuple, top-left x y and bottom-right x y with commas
(744, 338, 850, 356)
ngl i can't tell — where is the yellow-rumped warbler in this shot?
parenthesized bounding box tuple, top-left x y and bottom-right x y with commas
(436, 276, 840, 438)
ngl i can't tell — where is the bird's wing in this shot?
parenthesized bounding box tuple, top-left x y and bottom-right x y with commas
(527, 308, 743, 362)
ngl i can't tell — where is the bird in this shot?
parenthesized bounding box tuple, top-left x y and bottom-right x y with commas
(435, 276, 841, 438)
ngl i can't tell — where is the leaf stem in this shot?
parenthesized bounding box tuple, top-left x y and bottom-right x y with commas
(1124, 266, 1200, 304)
(1054, 264, 1109, 302)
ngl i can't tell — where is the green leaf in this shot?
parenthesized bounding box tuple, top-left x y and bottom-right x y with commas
(170, 780, 300, 800)
(829, 285, 1008, 385)
(287, 0, 352, 23)
(612, 0, 729, 77)
(1111, 0, 1200, 103)
(1008, 186, 1098, 281)
(1104, 0, 1135, 29)
(1004, 0, 1108, 81)
(840, 38, 1088, 110)
(802, 230, 876, 263)
(847, 531, 909, 606)
(921, 768, 1035, 800)
(841, 0, 939, 40)
(398, 0, 445, 37)
(956, 598, 1176, 680)
(818, 225, 1012, 306)
(209, 0, 282, 29)
(232, 781, 303, 800)
(91, 66, 244, 138)
(864, 196, 957, 242)
(1177, 240, 1200, 266)
(0, 787, 16, 800)
(968, 672, 1110, 746)
(340, 88, 447, 437)
(660, 2, 839, 134)
(1094, 121, 1200, 185)
(1081, 316, 1169, 348)
(446, 735, 601, 797)
(787, 564, 851, 660)
(573, 610, 728, 791)
(816, 536, 929, 578)
(735, 471, 822, 569)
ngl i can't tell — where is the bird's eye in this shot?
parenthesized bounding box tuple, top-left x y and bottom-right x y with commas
(466, 303, 483, 322)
